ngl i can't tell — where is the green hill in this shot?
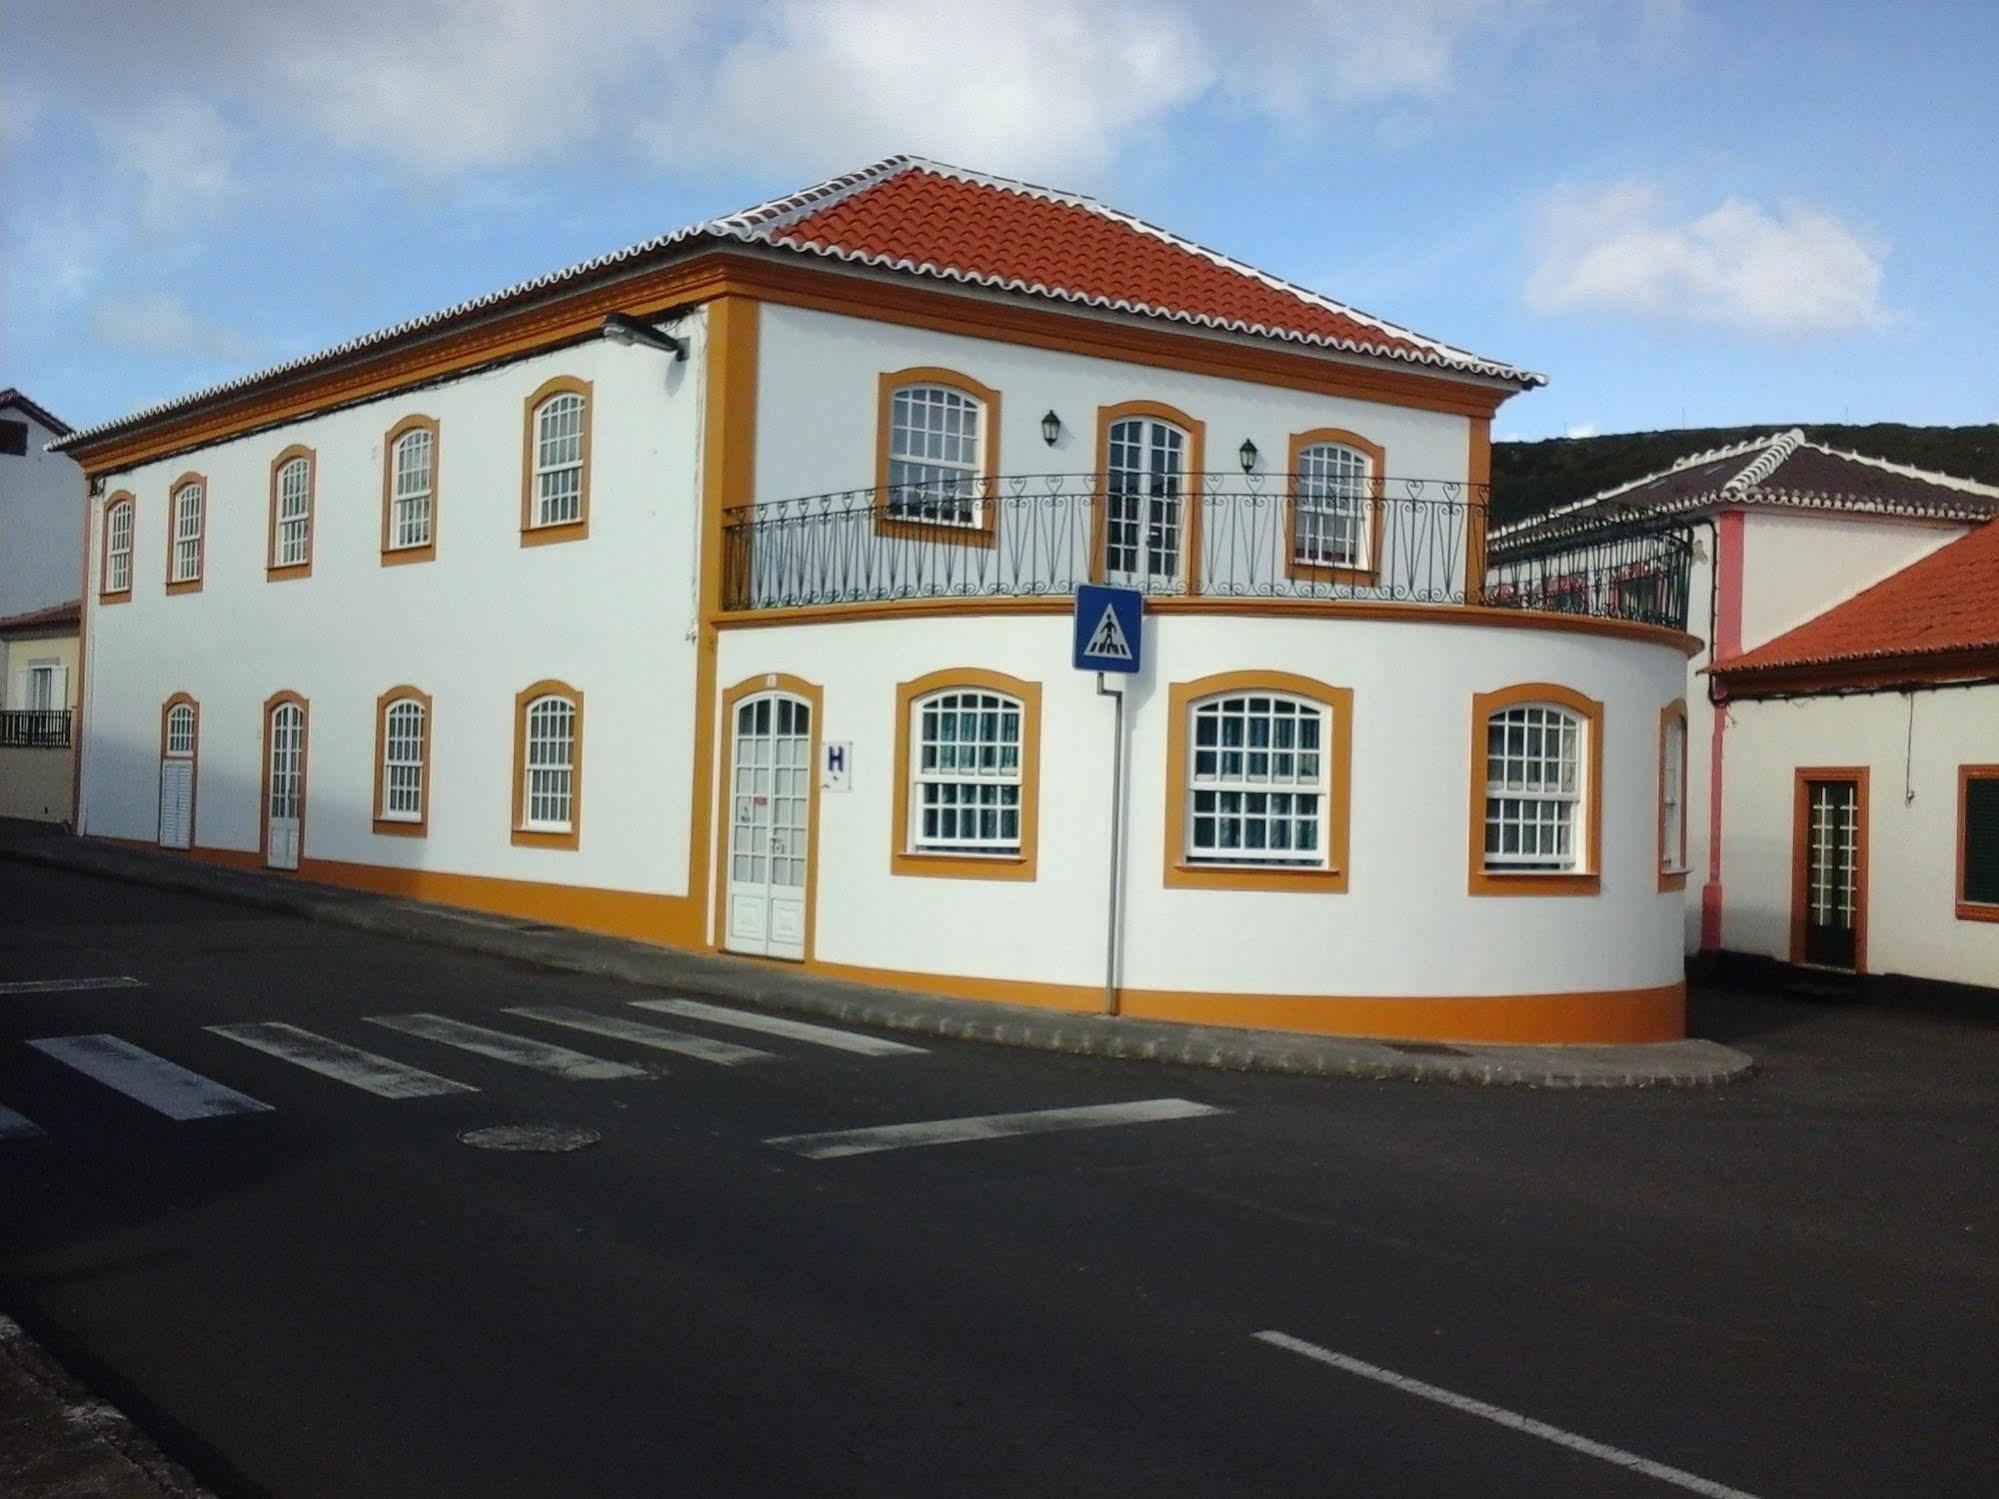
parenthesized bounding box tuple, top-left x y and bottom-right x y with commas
(1491, 423, 1999, 527)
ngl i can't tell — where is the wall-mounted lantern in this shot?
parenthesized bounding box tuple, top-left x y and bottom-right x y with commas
(1041, 410, 1062, 446)
(1238, 438, 1259, 473)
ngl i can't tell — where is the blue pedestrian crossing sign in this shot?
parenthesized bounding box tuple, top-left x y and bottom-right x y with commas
(1073, 583, 1143, 674)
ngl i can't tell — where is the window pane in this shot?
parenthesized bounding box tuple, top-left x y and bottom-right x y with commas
(1483, 703, 1584, 872)
(1186, 692, 1329, 867)
(909, 688, 1024, 854)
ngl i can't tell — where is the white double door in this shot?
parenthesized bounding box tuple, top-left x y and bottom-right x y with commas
(1104, 415, 1189, 589)
(265, 701, 305, 871)
(725, 692, 812, 960)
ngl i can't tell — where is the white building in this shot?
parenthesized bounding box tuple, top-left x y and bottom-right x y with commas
(55, 157, 1701, 1044)
(1489, 429, 1999, 961)
(1708, 519, 1999, 995)
(0, 388, 84, 822)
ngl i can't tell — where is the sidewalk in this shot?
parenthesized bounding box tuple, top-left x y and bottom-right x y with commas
(0, 828, 1753, 1089)
(0, 1316, 211, 1499)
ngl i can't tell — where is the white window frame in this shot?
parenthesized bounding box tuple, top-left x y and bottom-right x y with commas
(531, 393, 585, 529)
(381, 698, 426, 822)
(165, 703, 196, 757)
(1185, 691, 1329, 867)
(886, 383, 984, 528)
(522, 694, 576, 832)
(1104, 415, 1189, 587)
(391, 429, 434, 549)
(171, 482, 203, 582)
(1483, 703, 1586, 873)
(25, 662, 57, 712)
(909, 687, 1024, 856)
(274, 456, 311, 567)
(1292, 441, 1371, 570)
(106, 499, 133, 592)
(1661, 712, 1688, 874)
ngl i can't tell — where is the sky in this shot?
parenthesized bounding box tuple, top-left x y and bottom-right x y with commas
(4, 0, 1994, 444)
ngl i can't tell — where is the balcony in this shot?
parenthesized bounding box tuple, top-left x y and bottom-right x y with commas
(721, 474, 1692, 631)
(0, 709, 72, 749)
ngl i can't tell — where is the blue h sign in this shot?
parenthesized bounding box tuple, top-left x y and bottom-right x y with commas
(1073, 584, 1143, 674)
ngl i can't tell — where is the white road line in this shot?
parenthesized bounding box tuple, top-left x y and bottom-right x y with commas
(208, 1023, 478, 1099)
(767, 1097, 1222, 1160)
(366, 1014, 648, 1081)
(633, 999, 926, 1057)
(1253, 1331, 1766, 1499)
(503, 1006, 776, 1066)
(0, 1105, 45, 1141)
(0, 976, 145, 996)
(26, 1035, 274, 1121)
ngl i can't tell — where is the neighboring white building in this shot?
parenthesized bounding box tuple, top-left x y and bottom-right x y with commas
(1490, 429, 1999, 959)
(0, 389, 84, 822)
(55, 156, 1701, 1044)
(1707, 519, 1999, 995)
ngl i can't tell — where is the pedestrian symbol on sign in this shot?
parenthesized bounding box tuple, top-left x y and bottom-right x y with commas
(1072, 583, 1143, 674)
(1085, 603, 1133, 662)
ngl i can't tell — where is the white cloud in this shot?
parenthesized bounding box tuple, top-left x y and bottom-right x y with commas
(1564, 423, 1599, 439)
(96, 97, 241, 234)
(633, 0, 1210, 182)
(1526, 181, 1887, 338)
(90, 293, 258, 362)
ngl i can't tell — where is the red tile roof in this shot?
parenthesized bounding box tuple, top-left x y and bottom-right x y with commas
(0, 600, 81, 634)
(771, 165, 1441, 365)
(1718, 519, 1999, 676)
(56, 156, 1537, 455)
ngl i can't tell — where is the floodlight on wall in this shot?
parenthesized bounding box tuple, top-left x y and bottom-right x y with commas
(1238, 438, 1258, 473)
(601, 313, 687, 360)
(1041, 410, 1062, 446)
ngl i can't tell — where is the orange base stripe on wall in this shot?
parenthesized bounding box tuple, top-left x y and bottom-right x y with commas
(110, 839, 1685, 1045)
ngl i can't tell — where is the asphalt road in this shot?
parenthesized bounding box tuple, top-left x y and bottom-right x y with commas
(1, 859, 1993, 1499)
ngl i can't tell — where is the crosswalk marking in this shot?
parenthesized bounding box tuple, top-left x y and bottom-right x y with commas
(633, 999, 926, 1057)
(503, 1006, 776, 1066)
(366, 1014, 648, 1081)
(26, 1034, 274, 1120)
(208, 1023, 477, 1099)
(0, 1105, 45, 1141)
(766, 1097, 1222, 1160)
(0, 976, 145, 996)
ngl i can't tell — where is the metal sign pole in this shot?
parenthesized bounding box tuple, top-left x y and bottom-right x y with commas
(1096, 670, 1124, 1016)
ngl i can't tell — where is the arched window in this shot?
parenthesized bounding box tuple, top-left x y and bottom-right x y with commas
(1097, 401, 1205, 590)
(512, 681, 583, 847)
(1659, 702, 1689, 889)
(1287, 432, 1381, 579)
(1165, 673, 1352, 891)
(385, 420, 437, 557)
(165, 702, 196, 757)
(522, 379, 591, 542)
(1471, 684, 1603, 894)
(1188, 692, 1327, 865)
(167, 475, 205, 590)
(890, 669, 1041, 880)
(876, 369, 999, 537)
(102, 494, 135, 598)
(268, 447, 314, 576)
(375, 688, 432, 833)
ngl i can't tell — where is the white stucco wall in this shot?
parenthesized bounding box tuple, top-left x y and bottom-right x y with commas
(1738, 509, 1967, 653)
(0, 406, 85, 618)
(1720, 685, 1999, 990)
(79, 316, 707, 894)
(716, 610, 1689, 1002)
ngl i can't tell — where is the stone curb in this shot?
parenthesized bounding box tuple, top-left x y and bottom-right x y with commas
(0, 1315, 213, 1499)
(1, 837, 1755, 1090)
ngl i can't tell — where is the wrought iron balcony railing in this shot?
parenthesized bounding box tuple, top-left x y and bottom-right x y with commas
(0, 709, 72, 749)
(721, 474, 1692, 631)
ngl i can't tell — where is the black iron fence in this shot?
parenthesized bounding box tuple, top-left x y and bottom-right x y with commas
(1485, 517, 1694, 630)
(0, 709, 71, 749)
(721, 473, 1692, 631)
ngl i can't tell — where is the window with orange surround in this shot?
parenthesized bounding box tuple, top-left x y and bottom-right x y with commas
(891, 668, 1040, 881)
(1469, 683, 1603, 896)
